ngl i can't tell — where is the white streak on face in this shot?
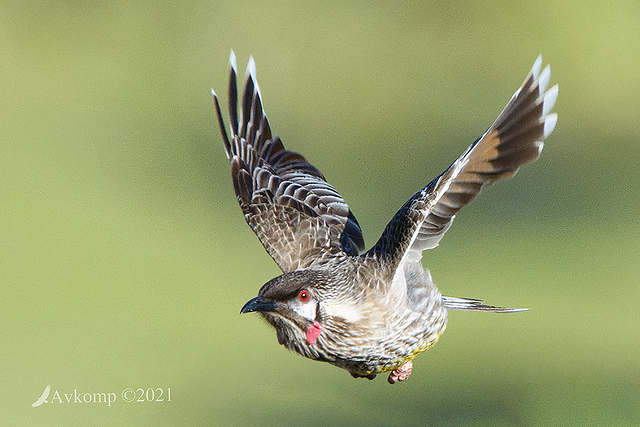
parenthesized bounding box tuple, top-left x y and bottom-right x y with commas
(289, 298, 317, 322)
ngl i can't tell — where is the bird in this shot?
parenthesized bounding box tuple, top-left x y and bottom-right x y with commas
(32, 385, 51, 407)
(211, 51, 557, 384)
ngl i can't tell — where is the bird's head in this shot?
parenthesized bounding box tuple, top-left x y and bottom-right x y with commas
(240, 270, 340, 347)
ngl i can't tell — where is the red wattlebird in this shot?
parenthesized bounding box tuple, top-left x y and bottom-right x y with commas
(211, 52, 557, 383)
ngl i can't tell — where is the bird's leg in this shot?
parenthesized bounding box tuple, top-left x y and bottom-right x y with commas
(387, 361, 412, 384)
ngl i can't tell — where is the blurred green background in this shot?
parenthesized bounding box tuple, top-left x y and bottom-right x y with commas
(2, 0, 638, 425)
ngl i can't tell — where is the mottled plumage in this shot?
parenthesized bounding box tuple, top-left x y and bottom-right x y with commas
(211, 52, 557, 383)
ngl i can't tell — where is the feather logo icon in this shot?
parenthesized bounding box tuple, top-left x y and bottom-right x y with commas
(32, 385, 51, 407)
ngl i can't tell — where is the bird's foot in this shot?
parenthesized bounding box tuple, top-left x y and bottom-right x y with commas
(388, 361, 412, 384)
(350, 372, 377, 380)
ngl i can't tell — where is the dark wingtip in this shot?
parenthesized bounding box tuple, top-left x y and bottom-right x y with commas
(228, 50, 239, 136)
(211, 88, 231, 156)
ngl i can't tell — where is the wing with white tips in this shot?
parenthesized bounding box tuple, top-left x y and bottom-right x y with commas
(212, 52, 365, 272)
(369, 55, 558, 277)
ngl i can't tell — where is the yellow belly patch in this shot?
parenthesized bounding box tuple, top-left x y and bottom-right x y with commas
(366, 333, 442, 375)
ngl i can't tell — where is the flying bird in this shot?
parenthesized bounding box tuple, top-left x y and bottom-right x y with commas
(211, 52, 557, 383)
(32, 385, 51, 407)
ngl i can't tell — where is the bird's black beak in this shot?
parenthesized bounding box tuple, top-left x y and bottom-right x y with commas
(240, 296, 279, 314)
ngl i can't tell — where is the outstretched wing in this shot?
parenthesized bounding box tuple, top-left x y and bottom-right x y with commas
(212, 51, 365, 272)
(368, 55, 558, 274)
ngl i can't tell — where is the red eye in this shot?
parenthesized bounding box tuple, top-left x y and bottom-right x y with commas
(298, 290, 310, 302)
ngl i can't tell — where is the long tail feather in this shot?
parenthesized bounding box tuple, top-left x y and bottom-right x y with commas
(442, 296, 528, 313)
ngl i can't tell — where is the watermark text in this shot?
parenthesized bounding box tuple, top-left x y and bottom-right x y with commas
(32, 385, 172, 407)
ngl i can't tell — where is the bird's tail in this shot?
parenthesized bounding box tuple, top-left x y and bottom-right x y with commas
(442, 296, 528, 313)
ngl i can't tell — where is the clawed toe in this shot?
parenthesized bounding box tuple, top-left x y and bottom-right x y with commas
(388, 361, 413, 384)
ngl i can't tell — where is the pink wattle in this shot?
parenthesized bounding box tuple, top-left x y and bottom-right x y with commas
(305, 321, 322, 344)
